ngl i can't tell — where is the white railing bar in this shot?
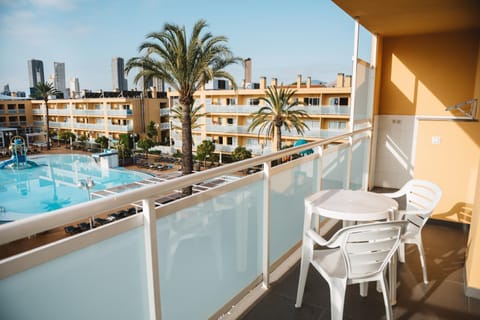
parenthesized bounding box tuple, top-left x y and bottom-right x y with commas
(262, 161, 271, 289)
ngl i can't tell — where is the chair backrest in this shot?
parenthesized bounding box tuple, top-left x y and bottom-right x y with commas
(401, 179, 442, 230)
(337, 221, 407, 280)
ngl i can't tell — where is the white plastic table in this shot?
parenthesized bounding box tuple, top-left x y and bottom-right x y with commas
(304, 189, 400, 304)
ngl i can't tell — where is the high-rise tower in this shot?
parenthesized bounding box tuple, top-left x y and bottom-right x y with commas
(54, 62, 67, 98)
(28, 59, 45, 97)
(112, 57, 127, 91)
(70, 77, 80, 98)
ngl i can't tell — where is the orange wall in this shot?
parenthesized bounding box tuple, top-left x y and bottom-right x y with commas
(377, 29, 480, 223)
(414, 120, 478, 223)
(376, 27, 480, 296)
(379, 30, 479, 116)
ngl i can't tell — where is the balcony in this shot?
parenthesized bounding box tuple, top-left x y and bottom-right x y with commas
(205, 104, 350, 116)
(107, 109, 132, 116)
(49, 121, 71, 128)
(0, 129, 372, 319)
(49, 109, 70, 116)
(72, 109, 104, 116)
(73, 122, 105, 130)
(31, 108, 44, 115)
(206, 104, 259, 114)
(108, 123, 132, 132)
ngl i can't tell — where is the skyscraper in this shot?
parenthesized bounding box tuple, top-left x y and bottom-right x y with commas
(70, 77, 80, 99)
(112, 57, 127, 91)
(28, 59, 45, 97)
(54, 62, 67, 98)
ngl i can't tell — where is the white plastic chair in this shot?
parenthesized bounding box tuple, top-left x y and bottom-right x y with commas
(295, 221, 408, 320)
(382, 179, 442, 284)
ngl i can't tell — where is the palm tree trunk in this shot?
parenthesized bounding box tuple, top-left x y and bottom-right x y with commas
(45, 98, 50, 150)
(275, 124, 282, 152)
(180, 96, 194, 196)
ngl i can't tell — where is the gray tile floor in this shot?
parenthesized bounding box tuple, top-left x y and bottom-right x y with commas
(240, 222, 480, 319)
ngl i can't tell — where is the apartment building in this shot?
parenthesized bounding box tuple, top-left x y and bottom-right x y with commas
(0, 91, 168, 146)
(167, 73, 352, 155)
(30, 92, 166, 143)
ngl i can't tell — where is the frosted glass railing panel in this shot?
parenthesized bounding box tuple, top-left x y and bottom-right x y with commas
(353, 59, 373, 125)
(350, 134, 371, 190)
(322, 144, 349, 189)
(270, 159, 318, 263)
(156, 180, 263, 320)
(0, 227, 149, 320)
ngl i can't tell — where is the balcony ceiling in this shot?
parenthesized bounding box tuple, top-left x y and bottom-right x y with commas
(332, 0, 480, 36)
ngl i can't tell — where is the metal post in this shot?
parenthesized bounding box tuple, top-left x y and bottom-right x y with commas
(142, 198, 162, 319)
(262, 161, 271, 288)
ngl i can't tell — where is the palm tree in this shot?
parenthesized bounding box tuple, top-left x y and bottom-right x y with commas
(170, 104, 206, 144)
(126, 19, 240, 195)
(33, 82, 61, 150)
(248, 86, 310, 152)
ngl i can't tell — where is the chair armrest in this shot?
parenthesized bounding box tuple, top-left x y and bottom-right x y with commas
(381, 190, 404, 199)
(306, 229, 328, 247)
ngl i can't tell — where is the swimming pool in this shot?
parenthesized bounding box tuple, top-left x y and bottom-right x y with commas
(0, 154, 152, 221)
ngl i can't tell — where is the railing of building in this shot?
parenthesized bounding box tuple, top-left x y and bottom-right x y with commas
(0, 126, 372, 320)
(205, 104, 350, 115)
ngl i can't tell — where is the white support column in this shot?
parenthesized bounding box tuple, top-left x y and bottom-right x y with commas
(143, 198, 162, 320)
(262, 161, 271, 288)
(347, 18, 360, 190)
(367, 33, 378, 190)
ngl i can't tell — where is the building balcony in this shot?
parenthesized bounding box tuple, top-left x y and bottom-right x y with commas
(107, 109, 132, 116)
(49, 109, 70, 116)
(73, 122, 105, 130)
(205, 104, 350, 116)
(72, 109, 105, 116)
(206, 104, 259, 114)
(49, 121, 71, 128)
(107, 124, 132, 132)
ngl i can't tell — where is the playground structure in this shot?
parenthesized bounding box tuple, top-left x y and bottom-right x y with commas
(0, 136, 39, 170)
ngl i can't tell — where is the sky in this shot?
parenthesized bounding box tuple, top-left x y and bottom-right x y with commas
(0, 0, 372, 94)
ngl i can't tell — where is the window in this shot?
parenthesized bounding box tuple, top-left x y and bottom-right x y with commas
(227, 137, 233, 145)
(246, 138, 257, 146)
(249, 98, 259, 106)
(218, 136, 224, 144)
(303, 97, 320, 106)
(328, 121, 347, 130)
(227, 118, 234, 125)
(339, 97, 349, 105)
(226, 98, 236, 105)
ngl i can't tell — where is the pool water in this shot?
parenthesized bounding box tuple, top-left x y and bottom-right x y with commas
(0, 154, 152, 221)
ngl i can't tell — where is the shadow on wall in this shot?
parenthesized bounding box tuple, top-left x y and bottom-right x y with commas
(433, 202, 473, 224)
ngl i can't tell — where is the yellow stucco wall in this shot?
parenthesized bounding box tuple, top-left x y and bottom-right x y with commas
(377, 29, 480, 295)
(379, 30, 479, 116)
(414, 121, 478, 223)
(466, 33, 480, 298)
(378, 30, 480, 223)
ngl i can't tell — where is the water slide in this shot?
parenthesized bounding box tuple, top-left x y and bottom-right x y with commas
(0, 157, 39, 169)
